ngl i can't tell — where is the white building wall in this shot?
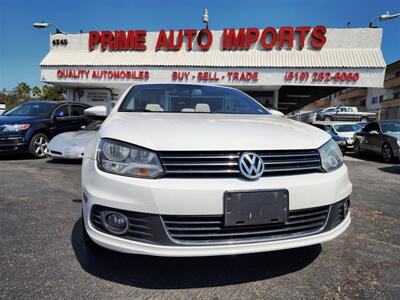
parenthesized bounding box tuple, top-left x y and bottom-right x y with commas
(366, 87, 399, 111)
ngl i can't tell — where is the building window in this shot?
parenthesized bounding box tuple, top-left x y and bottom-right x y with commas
(394, 91, 400, 99)
(360, 100, 366, 106)
(396, 70, 400, 77)
(372, 96, 379, 104)
(379, 95, 384, 103)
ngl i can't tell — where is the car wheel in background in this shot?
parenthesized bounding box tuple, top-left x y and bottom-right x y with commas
(29, 133, 49, 159)
(323, 115, 332, 121)
(382, 143, 393, 163)
(354, 140, 361, 156)
(360, 117, 368, 123)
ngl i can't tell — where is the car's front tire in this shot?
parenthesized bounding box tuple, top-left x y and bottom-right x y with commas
(382, 143, 394, 163)
(28, 133, 49, 158)
(323, 115, 332, 121)
(354, 140, 361, 156)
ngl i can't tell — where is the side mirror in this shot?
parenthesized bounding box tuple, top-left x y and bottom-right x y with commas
(370, 130, 379, 135)
(84, 105, 108, 120)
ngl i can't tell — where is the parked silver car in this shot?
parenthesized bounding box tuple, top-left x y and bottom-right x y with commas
(353, 121, 400, 162)
(46, 121, 102, 160)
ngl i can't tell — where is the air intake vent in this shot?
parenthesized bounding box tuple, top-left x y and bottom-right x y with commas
(162, 205, 330, 245)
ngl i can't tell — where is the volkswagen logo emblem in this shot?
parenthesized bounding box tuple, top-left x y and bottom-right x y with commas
(238, 152, 265, 180)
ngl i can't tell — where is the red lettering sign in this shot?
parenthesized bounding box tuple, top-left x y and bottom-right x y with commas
(89, 26, 327, 51)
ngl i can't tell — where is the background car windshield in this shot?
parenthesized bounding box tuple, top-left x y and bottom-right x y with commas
(85, 121, 103, 131)
(119, 84, 269, 115)
(334, 124, 363, 132)
(4, 102, 55, 116)
(381, 122, 400, 133)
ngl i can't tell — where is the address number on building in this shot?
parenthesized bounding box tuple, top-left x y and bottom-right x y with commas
(52, 39, 68, 46)
(284, 71, 359, 82)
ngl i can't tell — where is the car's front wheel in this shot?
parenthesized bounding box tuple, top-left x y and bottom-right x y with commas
(323, 115, 332, 121)
(382, 143, 393, 163)
(354, 140, 361, 156)
(28, 133, 49, 158)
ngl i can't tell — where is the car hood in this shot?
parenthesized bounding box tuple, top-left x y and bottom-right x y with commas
(0, 115, 45, 125)
(100, 113, 331, 151)
(48, 131, 97, 149)
(337, 132, 356, 139)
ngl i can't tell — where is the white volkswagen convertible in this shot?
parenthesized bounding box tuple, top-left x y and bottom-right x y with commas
(81, 84, 351, 257)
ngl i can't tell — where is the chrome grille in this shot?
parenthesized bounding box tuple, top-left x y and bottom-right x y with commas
(162, 205, 330, 245)
(159, 150, 322, 177)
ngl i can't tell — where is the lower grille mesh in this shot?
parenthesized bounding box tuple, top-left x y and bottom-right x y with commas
(162, 205, 330, 244)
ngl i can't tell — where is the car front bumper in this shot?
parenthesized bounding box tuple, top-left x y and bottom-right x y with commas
(82, 158, 352, 256)
(0, 135, 27, 152)
(46, 146, 85, 160)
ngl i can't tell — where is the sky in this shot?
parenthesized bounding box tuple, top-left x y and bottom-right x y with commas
(0, 0, 399, 90)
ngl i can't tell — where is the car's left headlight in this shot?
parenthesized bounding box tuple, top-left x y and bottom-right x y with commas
(3, 124, 30, 132)
(318, 138, 344, 172)
(97, 138, 164, 179)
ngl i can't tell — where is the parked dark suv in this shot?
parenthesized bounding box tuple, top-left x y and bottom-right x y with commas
(0, 101, 91, 158)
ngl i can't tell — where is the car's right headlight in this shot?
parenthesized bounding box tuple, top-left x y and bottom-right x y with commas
(97, 138, 164, 178)
(318, 138, 344, 172)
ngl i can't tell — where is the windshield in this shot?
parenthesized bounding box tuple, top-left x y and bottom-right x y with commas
(119, 84, 269, 115)
(4, 102, 56, 117)
(334, 124, 363, 132)
(85, 121, 103, 131)
(381, 122, 400, 133)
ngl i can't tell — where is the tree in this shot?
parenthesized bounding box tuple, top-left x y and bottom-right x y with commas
(31, 86, 43, 99)
(41, 85, 66, 100)
(15, 82, 31, 100)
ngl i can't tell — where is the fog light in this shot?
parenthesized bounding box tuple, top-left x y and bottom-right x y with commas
(101, 211, 129, 235)
(343, 199, 350, 216)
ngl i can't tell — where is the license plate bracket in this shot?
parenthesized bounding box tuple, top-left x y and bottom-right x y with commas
(223, 190, 289, 227)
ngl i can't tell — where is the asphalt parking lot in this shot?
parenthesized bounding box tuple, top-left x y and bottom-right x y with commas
(0, 154, 399, 299)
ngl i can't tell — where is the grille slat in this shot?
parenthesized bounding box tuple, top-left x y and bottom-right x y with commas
(162, 205, 329, 244)
(168, 222, 326, 239)
(159, 150, 321, 177)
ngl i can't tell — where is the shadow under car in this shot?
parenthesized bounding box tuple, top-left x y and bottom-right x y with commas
(71, 217, 321, 289)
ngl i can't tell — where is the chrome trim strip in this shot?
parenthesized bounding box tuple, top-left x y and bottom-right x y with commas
(264, 159, 320, 165)
(160, 155, 239, 160)
(260, 153, 318, 158)
(165, 169, 240, 174)
(163, 162, 238, 166)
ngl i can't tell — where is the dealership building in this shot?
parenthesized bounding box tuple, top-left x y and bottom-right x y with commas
(39, 26, 386, 113)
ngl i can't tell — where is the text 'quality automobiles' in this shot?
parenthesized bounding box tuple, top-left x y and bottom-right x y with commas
(0, 101, 91, 158)
(81, 84, 352, 257)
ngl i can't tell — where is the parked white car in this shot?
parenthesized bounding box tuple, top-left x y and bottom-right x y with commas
(81, 84, 351, 257)
(46, 121, 102, 160)
(317, 122, 364, 150)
